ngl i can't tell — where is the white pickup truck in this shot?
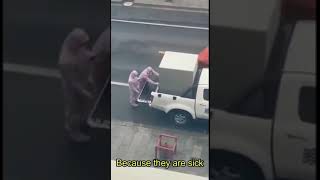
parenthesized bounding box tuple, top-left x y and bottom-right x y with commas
(137, 51, 209, 126)
(210, 21, 316, 180)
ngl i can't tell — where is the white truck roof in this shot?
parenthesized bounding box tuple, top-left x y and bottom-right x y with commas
(158, 51, 199, 95)
(284, 21, 315, 74)
(159, 51, 198, 71)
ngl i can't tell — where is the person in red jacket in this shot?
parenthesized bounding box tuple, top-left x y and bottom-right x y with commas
(59, 28, 96, 143)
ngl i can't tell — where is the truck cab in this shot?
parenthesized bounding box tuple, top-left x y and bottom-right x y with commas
(138, 51, 209, 126)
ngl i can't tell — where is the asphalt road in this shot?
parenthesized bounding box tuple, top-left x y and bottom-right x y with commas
(111, 3, 208, 26)
(111, 20, 208, 82)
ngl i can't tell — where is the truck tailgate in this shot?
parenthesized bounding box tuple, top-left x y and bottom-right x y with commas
(137, 82, 158, 104)
(87, 76, 111, 129)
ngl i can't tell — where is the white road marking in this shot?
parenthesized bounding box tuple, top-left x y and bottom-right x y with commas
(3, 63, 129, 87)
(111, 19, 208, 30)
(111, 81, 128, 87)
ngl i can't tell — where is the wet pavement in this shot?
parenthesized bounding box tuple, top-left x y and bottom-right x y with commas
(111, 119, 209, 177)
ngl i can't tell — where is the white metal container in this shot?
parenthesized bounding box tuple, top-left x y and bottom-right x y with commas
(210, 0, 281, 109)
(158, 51, 198, 95)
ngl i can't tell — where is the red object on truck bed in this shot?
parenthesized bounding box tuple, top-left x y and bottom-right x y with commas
(282, 0, 316, 19)
(198, 47, 209, 67)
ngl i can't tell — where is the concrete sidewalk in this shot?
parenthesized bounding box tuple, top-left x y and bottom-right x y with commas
(111, 120, 209, 177)
(111, 0, 208, 10)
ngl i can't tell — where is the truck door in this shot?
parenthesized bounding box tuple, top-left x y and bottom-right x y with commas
(195, 85, 209, 119)
(273, 74, 315, 180)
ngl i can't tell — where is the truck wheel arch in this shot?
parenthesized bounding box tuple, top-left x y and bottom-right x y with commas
(166, 108, 195, 119)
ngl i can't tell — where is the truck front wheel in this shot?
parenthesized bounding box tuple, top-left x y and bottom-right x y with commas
(169, 110, 192, 126)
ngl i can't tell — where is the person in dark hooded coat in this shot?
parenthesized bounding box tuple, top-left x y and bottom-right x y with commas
(91, 27, 111, 97)
(58, 28, 96, 143)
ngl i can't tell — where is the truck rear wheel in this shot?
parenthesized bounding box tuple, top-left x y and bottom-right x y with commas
(211, 151, 265, 180)
(169, 110, 191, 126)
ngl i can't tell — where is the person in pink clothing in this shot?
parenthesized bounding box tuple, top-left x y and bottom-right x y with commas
(91, 27, 110, 97)
(138, 66, 159, 90)
(128, 70, 141, 107)
(58, 28, 96, 143)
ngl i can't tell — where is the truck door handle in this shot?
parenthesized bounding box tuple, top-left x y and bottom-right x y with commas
(286, 133, 307, 141)
(200, 103, 206, 106)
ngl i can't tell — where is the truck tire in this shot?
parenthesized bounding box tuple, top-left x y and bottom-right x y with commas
(169, 110, 192, 126)
(211, 151, 265, 180)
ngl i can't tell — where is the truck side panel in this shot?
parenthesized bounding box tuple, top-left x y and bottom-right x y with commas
(211, 110, 274, 180)
(151, 93, 196, 119)
(273, 73, 315, 180)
